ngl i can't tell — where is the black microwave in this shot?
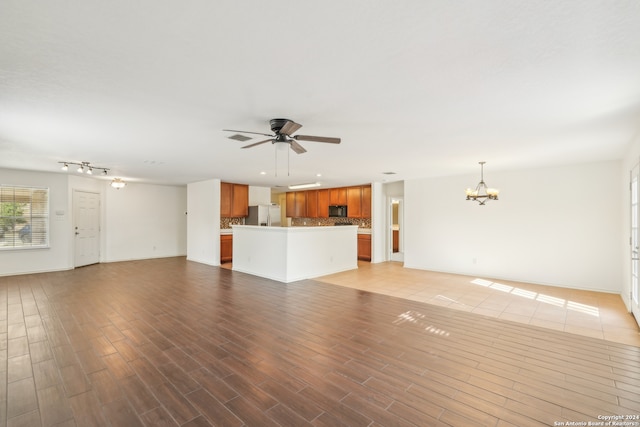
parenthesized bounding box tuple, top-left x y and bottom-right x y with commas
(329, 205, 348, 217)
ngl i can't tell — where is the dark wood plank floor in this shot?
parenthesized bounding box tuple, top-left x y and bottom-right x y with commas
(1, 257, 639, 426)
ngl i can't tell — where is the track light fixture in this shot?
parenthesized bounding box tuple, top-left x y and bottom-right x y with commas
(59, 161, 109, 176)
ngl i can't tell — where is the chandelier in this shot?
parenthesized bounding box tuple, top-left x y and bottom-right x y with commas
(465, 161, 499, 205)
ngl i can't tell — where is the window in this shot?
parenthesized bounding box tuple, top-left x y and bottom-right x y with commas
(0, 185, 49, 249)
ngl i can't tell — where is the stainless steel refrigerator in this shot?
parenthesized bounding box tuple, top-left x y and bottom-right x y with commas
(246, 204, 281, 226)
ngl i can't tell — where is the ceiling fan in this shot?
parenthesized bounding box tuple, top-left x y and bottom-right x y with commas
(223, 118, 341, 154)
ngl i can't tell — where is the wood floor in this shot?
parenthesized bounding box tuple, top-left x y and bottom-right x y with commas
(1, 257, 639, 426)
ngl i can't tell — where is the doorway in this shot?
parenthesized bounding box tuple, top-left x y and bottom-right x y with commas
(390, 197, 403, 262)
(73, 190, 101, 267)
(630, 165, 640, 326)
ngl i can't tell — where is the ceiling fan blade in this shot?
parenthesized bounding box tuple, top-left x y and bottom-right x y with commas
(223, 129, 274, 137)
(279, 120, 302, 135)
(290, 140, 307, 154)
(294, 135, 341, 144)
(242, 139, 272, 149)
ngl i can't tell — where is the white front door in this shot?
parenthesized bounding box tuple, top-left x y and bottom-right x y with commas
(631, 165, 640, 326)
(73, 190, 100, 267)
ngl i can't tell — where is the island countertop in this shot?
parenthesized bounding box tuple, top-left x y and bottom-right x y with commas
(231, 225, 358, 283)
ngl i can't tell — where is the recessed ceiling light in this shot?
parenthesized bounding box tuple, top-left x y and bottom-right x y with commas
(316, 173, 322, 177)
(260, 171, 267, 175)
(382, 171, 397, 175)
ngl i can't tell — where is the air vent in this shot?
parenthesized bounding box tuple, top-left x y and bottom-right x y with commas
(228, 134, 252, 142)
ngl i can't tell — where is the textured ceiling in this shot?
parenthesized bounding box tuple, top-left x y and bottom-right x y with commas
(1, 1, 640, 189)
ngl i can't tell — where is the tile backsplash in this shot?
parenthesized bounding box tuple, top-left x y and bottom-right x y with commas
(221, 217, 371, 229)
(291, 217, 371, 228)
(221, 217, 244, 229)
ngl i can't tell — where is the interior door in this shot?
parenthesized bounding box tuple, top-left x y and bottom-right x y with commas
(73, 190, 100, 267)
(631, 165, 640, 325)
(390, 197, 404, 262)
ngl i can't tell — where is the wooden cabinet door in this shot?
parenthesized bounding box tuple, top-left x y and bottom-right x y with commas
(317, 189, 329, 218)
(305, 190, 318, 218)
(347, 186, 362, 218)
(220, 182, 233, 217)
(329, 188, 347, 205)
(357, 234, 371, 261)
(220, 235, 233, 263)
(286, 192, 296, 217)
(361, 185, 371, 218)
(231, 184, 249, 217)
(294, 191, 306, 218)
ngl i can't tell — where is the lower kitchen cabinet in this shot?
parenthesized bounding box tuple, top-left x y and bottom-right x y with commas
(220, 234, 233, 263)
(357, 233, 371, 261)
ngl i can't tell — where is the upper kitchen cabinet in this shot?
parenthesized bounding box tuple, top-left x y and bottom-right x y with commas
(305, 190, 318, 218)
(347, 186, 362, 218)
(286, 191, 307, 218)
(285, 185, 370, 219)
(329, 188, 347, 205)
(347, 185, 371, 219)
(286, 192, 296, 218)
(317, 189, 329, 218)
(361, 185, 371, 218)
(220, 182, 249, 217)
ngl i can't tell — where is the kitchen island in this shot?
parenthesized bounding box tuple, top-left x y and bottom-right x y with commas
(232, 225, 358, 283)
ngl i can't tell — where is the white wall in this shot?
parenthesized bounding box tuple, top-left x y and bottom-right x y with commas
(248, 186, 272, 205)
(370, 182, 385, 263)
(0, 169, 72, 275)
(187, 179, 220, 266)
(0, 168, 188, 276)
(104, 182, 187, 262)
(621, 134, 640, 309)
(404, 161, 622, 293)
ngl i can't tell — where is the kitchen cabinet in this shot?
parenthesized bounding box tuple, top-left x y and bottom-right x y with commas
(220, 182, 249, 217)
(286, 191, 307, 218)
(347, 186, 362, 218)
(305, 190, 318, 218)
(285, 185, 370, 219)
(347, 185, 371, 219)
(329, 188, 347, 205)
(295, 191, 306, 218)
(317, 189, 329, 218)
(286, 192, 296, 217)
(220, 234, 233, 263)
(220, 182, 232, 217)
(358, 233, 371, 261)
(393, 230, 399, 253)
(361, 185, 371, 218)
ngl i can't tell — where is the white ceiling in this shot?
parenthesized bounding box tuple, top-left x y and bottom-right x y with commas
(2, 1, 640, 189)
